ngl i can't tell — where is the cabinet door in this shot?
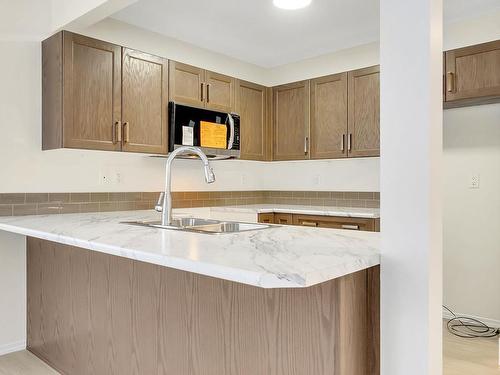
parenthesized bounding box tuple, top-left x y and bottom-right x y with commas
(258, 213, 275, 224)
(121, 48, 168, 154)
(236, 80, 270, 160)
(273, 81, 310, 161)
(347, 66, 380, 158)
(62, 32, 122, 151)
(169, 61, 205, 107)
(445, 40, 500, 104)
(310, 73, 348, 159)
(205, 70, 235, 112)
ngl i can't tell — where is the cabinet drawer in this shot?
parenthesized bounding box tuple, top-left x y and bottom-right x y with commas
(274, 213, 293, 225)
(292, 214, 377, 232)
(258, 213, 275, 224)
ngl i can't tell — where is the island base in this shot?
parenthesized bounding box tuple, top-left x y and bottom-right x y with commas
(27, 237, 379, 375)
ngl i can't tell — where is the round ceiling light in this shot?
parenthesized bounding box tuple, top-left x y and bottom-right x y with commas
(273, 0, 312, 10)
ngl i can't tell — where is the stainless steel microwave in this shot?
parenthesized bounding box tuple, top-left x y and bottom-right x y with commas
(168, 102, 240, 159)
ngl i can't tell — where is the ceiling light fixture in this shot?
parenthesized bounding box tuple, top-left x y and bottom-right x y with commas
(273, 0, 312, 10)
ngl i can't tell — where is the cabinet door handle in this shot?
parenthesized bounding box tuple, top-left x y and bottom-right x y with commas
(341, 134, 345, 152)
(301, 221, 318, 227)
(206, 84, 210, 103)
(348, 133, 352, 152)
(201, 83, 204, 101)
(113, 121, 122, 143)
(304, 136, 309, 154)
(123, 122, 130, 143)
(341, 224, 360, 230)
(446, 72, 455, 93)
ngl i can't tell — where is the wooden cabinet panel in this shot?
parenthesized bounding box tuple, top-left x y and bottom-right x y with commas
(292, 214, 378, 232)
(347, 66, 380, 158)
(62, 32, 122, 151)
(121, 48, 168, 154)
(236, 80, 270, 160)
(258, 213, 275, 224)
(445, 40, 500, 105)
(273, 81, 310, 161)
(310, 73, 348, 159)
(274, 213, 293, 225)
(205, 70, 235, 112)
(169, 61, 205, 107)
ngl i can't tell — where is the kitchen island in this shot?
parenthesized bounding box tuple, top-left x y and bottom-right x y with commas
(0, 210, 380, 375)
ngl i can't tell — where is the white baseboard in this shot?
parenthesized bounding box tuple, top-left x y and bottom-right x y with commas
(443, 310, 500, 329)
(0, 340, 26, 356)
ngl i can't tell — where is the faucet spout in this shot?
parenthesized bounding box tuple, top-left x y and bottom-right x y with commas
(157, 146, 216, 226)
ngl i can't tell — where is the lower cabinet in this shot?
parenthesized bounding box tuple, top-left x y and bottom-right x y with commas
(258, 212, 379, 232)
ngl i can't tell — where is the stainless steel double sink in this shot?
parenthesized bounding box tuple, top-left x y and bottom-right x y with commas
(122, 217, 272, 234)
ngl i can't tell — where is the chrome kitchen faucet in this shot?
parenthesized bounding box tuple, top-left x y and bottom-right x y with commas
(155, 146, 216, 226)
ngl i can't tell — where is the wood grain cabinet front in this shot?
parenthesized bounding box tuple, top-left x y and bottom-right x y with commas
(444, 40, 500, 108)
(310, 73, 348, 159)
(347, 66, 380, 158)
(273, 81, 310, 161)
(257, 212, 275, 224)
(169, 61, 236, 112)
(236, 80, 271, 161)
(42, 31, 169, 154)
(292, 214, 379, 232)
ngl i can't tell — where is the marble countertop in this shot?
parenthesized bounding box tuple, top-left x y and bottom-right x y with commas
(0, 210, 380, 289)
(211, 204, 380, 218)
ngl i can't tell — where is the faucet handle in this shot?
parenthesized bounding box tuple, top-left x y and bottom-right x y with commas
(155, 192, 164, 212)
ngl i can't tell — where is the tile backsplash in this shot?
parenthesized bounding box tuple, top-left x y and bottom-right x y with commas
(0, 191, 379, 217)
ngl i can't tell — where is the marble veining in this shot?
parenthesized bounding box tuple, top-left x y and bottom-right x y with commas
(0, 210, 380, 288)
(210, 204, 380, 218)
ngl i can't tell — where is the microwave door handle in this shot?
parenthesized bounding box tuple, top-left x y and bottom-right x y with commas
(227, 113, 235, 149)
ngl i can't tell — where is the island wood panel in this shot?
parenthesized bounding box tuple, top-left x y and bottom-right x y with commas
(273, 81, 310, 161)
(205, 70, 235, 112)
(121, 48, 168, 154)
(169, 61, 205, 107)
(310, 73, 348, 159)
(347, 66, 380, 158)
(445, 39, 500, 105)
(236, 80, 270, 161)
(62, 32, 122, 151)
(27, 237, 379, 375)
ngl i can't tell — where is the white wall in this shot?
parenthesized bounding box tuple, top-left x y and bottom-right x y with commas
(443, 104, 500, 322)
(0, 232, 26, 355)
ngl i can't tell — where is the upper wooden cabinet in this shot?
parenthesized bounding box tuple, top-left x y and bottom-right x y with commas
(121, 48, 169, 154)
(236, 80, 270, 161)
(273, 81, 310, 161)
(169, 61, 235, 112)
(168, 62, 204, 107)
(347, 66, 380, 158)
(42, 31, 168, 154)
(310, 73, 348, 159)
(43, 32, 122, 151)
(444, 40, 500, 107)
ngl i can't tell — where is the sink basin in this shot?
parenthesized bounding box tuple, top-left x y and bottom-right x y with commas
(122, 218, 272, 234)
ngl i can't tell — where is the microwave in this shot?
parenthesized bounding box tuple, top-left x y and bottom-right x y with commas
(168, 102, 240, 159)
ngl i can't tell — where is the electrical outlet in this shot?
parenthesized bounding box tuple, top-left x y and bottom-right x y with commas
(313, 174, 321, 186)
(469, 174, 480, 189)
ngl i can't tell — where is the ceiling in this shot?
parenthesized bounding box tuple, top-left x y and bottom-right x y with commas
(112, 0, 500, 68)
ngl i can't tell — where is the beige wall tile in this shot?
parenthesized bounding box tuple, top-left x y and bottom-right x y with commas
(48, 193, 70, 203)
(0, 194, 25, 204)
(26, 193, 49, 203)
(13, 204, 37, 216)
(70, 193, 91, 203)
(0, 205, 13, 216)
(90, 193, 109, 202)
